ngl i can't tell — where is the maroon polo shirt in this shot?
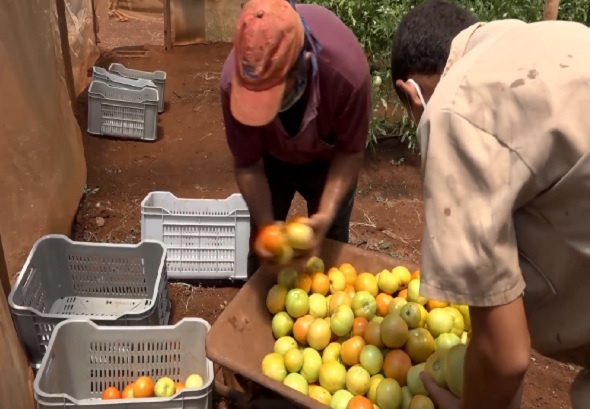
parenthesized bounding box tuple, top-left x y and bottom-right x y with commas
(220, 4, 371, 168)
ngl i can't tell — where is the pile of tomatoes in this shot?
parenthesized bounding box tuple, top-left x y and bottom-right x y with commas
(101, 376, 162, 399)
(262, 257, 471, 409)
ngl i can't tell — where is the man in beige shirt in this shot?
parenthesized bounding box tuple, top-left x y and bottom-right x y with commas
(391, 1, 590, 408)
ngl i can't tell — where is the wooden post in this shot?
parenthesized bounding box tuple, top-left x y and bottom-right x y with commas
(91, 0, 100, 45)
(0, 234, 35, 409)
(164, 0, 172, 51)
(55, 0, 78, 114)
(542, 0, 560, 21)
(0, 238, 9, 298)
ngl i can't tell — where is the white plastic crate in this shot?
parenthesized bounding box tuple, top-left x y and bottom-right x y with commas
(34, 318, 214, 409)
(8, 235, 171, 368)
(108, 63, 167, 113)
(87, 80, 159, 141)
(92, 66, 161, 110)
(141, 192, 251, 281)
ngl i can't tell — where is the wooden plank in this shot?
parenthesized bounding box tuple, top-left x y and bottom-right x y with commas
(164, 0, 172, 51)
(0, 234, 35, 409)
(542, 0, 560, 21)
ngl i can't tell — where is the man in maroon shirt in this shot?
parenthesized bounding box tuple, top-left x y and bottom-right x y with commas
(220, 0, 370, 276)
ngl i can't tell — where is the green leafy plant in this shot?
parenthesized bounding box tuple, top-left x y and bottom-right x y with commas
(304, 0, 589, 151)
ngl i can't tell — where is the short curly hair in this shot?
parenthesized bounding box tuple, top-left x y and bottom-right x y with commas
(390, 0, 478, 96)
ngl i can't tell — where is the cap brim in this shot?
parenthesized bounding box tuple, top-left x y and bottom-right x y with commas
(230, 75, 285, 127)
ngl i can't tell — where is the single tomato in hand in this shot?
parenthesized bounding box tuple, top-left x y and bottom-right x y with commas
(256, 224, 286, 255)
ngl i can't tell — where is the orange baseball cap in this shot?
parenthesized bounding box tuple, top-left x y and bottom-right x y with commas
(230, 0, 305, 126)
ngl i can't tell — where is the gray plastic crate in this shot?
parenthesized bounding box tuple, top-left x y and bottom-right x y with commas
(141, 192, 251, 281)
(34, 318, 213, 409)
(87, 80, 159, 141)
(92, 66, 161, 110)
(108, 63, 167, 113)
(8, 235, 171, 368)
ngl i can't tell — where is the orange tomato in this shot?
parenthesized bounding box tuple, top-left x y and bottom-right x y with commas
(343, 285, 356, 300)
(256, 225, 286, 255)
(351, 316, 369, 337)
(411, 269, 420, 281)
(340, 335, 366, 366)
(383, 349, 412, 386)
(311, 272, 330, 295)
(175, 382, 185, 392)
(329, 291, 352, 314)
(339, 263, 358, 287)
(426, 299, 449, 311)
(376, 293, 393, 316)
(101, 386, 121, 400)
(398, 289, 408, 300)
(133, 376, 155, 398)
(355, 273, 378, 297)
(347, 395, 373, 409)
(294, 273, 312, 293)
(121, 383, 134, 399)
(293, 315, 315, 345)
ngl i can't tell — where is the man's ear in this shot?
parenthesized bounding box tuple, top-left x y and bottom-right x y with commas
(395, 79, 423, 108)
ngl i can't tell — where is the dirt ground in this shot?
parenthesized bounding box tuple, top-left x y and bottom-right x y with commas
(70, 2, 578, 408)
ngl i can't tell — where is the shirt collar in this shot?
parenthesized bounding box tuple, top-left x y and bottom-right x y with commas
(299, 13, 322, 120)
(299, 10, 322, 75)
(442, 22, 487, 78)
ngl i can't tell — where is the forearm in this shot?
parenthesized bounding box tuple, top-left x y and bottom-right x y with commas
(460, 298, 531, 409)
(234, 161, 274, 227)
(318, 151, 363, 220)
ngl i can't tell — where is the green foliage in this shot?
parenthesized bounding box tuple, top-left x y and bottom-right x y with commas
(303, 0, 589, 151)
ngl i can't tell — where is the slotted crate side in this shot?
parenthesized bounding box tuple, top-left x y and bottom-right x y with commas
(7, 235, 170, 368)
(34, 319, 213, 409)
(161, 217, 245, 279)
(141, 192, 251, 280)
(87, 80, 159, 141)
(108, 63, 167, 113)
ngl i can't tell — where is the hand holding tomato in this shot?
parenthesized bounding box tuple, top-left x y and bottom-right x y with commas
(254, 222, 293, 264)
(254, 223, 287, 263)
(293, 212, 331, 260)
(420, 371, 460, 409)
(254, 216, 327, 267)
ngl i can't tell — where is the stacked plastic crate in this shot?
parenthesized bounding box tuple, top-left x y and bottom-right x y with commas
(87, 63, 167, 141)
(7, 235, 214, 408)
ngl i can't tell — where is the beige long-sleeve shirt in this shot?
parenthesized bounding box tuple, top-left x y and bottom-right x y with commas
(418, 19, 590, 365)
